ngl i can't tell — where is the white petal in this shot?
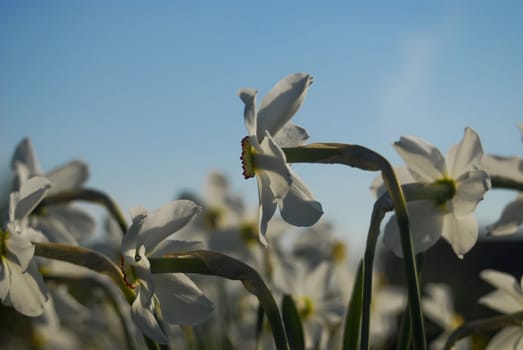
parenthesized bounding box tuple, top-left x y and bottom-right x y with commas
(451, 169, 490, 217)
(121, 209, 146, 261)
(279, 170, 323, 227)
(7, 260, 48, 316)
(487, 194, 523, 236)
(6, 233, 34, 270)
(32, 217, 79, 245)
(131, 288, 168, 343)
(153, 274, 213, 325)
(11, 176, 51, 221)
(256, 132, 292, 199)
(441, 213, 478, 257)
(257, 73, 313, 141)
(481, 154, 523, 180)
(11, 138, 41, 176)
(486, 326, 523, 350)
(383, 200, 444, 257)
(47, 160, 89, 194)
(238, 88, 258, 137)
(479, 289, 522, 315)
(137, 200, 201, 253)
(256, 173, 277, 246)
(0, 260, 10, 300)
(273, 122, 310, 147)
(44, 206, 95, 240)
(480, 269, 523, 307)
(393, 136, 446, 182)
(422, 283, 455, 329)
(446, 127, 483, 177)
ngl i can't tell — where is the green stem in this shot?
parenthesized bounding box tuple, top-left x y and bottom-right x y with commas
(283, 143, 426, 350)
(149, 250, 289, 350)
(490, 175, 523, 191)
(38, 188, 128, 234)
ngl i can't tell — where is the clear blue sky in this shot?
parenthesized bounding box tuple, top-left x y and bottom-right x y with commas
(2, 1, 523, 255)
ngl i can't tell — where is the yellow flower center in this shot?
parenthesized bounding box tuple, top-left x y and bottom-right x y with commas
(433, 177, 457, 208)
(240, 136, 256, 179)
(0, 228, 8, 257)
(331, 240, 347, 263)
(239, 222, 258, 245)
(451, 313, 464, 330)
(296, 296, 315, 319)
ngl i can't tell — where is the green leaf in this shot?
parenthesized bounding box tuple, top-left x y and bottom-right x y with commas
(281, 294, 305, 350)
(343, 261, 363, 350)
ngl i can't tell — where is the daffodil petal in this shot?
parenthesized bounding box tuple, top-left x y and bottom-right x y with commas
(121, 208, 147, 262)
(479, 289, 522, 315)
(479, 269, 523, 305)
(0, 261, 10, 300)
(238, 88, 258, 137)
(487, 194, 523, 236)
(446, 127, 483, 177)
(137, 200, 201, 253)
(47, 160, 89, 195)
(273, 122, 309, 147)
(451, 169, 490, 217)
(257, 73, 312, 141)
(279, 170, 323, 227)
(152, 274, 213, 325)
(256, 173, 277, 246)
(257, 132, 292, 200)
(8, 260, 48, 316)
(11, 138, 41, 175)
(441, 213, 478, 257)
(393, 136, 446, 182)
(11, 176, 51, 222)
(481, 154, 523, 180)
(485, 326, 523, 350)
(6, 233, 34, 271)
(131, 289, 168, 344)
(383, 200, 443, 257)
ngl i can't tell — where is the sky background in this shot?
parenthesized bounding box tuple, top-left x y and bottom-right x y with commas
(2, 1, 523, 257)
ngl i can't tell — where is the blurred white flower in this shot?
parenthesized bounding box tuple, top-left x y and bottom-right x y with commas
(479, 269, 523, 350)
(422, 283, 469, 350)
(238, 73, 323, 246)
(120, 200, 213, 343)
(1, 176, 51, 316)
(383, 127, 490, 258)
(482, 123, 523, 235)
(11, 138, 94, 245)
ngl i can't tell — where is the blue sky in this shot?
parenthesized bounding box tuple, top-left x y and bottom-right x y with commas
(2, 1, 523, 254)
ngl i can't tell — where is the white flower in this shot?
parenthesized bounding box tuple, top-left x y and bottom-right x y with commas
(482, 123, 523, 235)
(11, 138, 94, 244)
(238, 73, 323, 246)
(1, 176, 51, 316)
(479, 269, 523, 350)
(383, 127, 491, 258)
(422, 284, 469, 350)
(120, 200, 213, 343)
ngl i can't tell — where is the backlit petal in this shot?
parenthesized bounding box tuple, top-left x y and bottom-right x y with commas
(393, 136, 446, 182)
(451, 169, 490, 217)
(485, 326, 523, 350)
(441, 213, 478, 257)
(12, 176, 51, 221)
(279, 170, 323, 227)
(487, 194, 523, 236)
(238, 88, 257, 137)
(446, 127, 483, 177)
(11, 138, 42, 176)
(8, 260, 48, 316)
(47, 160, 89, 194)
(273, 122, 309, 148)
(131, 289, 168, 343)
(481, 154, 523, 180)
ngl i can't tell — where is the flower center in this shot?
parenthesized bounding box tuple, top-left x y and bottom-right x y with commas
(331, 240, 347, 263)
(433, 178, 457, 207)
(240, 136, 256, 179)
(296, 296, 315, 319)
(239, 222, 258, 245)
(0, 228, 8, 257)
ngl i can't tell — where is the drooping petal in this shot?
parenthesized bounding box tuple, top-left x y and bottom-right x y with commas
(7, 260, 48, 316)
(279, 170, 323, 227)
(450, 169, 490, 217)
(273, 122, 310, 147)
(46, 160, 89, 195)
(441, 213, 478, 257)
(393, 136, 446, 182)
(152, 273, 213, 325)
(11, 176, 51, 222)
(238, 88, 258, 137)
(256, 173, 277, 246)
(481, 154, 523, 180)
(485, 326, 523, 350)
(137, 200, 201, 254)
(487, 194, 523, 236)
(383, 200, 444, 257)
(131, 288, 168, 343)
(11, 138, 42, 176)
(446, 127, 483, 178)
(257, 73, 313, 141)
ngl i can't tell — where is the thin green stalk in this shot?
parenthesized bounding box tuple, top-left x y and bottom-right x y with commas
(284, 143, 426, 350)
(491, 175, 523, 191)
(38, 188, 128, 233)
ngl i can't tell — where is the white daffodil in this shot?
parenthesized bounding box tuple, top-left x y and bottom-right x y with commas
(11, 138, 94, 245)
(422, 283, 469, 350)
(479, 269, 523, 350)
(482, 123, 523, 235)
(120, 200, 213, 344)
(1, 176, 51, 316)
(238, 73, 323, 246)
(383, 127, 491, 258)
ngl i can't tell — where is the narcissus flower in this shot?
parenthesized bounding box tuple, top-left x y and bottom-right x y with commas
(120, 200, 213, 343)
(1, 176, 51, 316)
(383, 127, 491, 258)
(238, 73, 323, 246)
(479, 269, 523, 350)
